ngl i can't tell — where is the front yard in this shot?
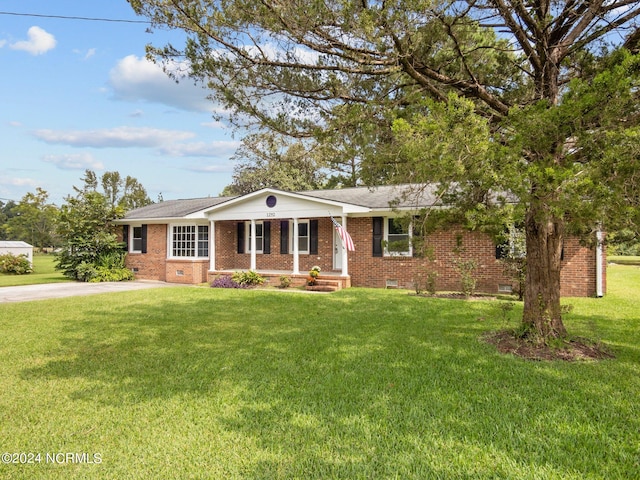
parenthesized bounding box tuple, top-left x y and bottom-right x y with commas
(0, 265, 638, 479)
(0, 254, 69, 287)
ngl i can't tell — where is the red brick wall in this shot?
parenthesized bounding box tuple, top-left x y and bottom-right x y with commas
(125, 218, 604, 296)
(559, 237, 605, 297)
(346, 218, 514, 292)
(214, 220, 336, 274)
(166, 259, 209, 284)
(124, 224, 209, 284)
(125, 224, 167, 282)
(344, 218, 603, 296)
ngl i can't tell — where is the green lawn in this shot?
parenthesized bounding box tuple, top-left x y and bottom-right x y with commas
(0, 254, 69, 287)
(0, 265, 638, 479)
(608, 255, 640, 266)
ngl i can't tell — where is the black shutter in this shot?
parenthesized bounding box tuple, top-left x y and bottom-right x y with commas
(122, 225, 129, 252)
(310, 220, 319, 255)
(280, 220, 289, 254)
(373, 217, 383, 257)
(141, 224, 148, 254)
(237, 222, 245, 254)
(263, 221, 271, 254)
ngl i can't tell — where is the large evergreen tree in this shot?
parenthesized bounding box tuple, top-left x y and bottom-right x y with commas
(129, 0, 640, 343)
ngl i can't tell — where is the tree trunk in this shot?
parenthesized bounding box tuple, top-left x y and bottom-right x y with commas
(522, 203, 567, 343)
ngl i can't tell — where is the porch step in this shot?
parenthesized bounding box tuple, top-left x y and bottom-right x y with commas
(306, 278, 342, 292)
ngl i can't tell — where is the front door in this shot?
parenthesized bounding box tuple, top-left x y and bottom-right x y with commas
(333, 223, 343, 271)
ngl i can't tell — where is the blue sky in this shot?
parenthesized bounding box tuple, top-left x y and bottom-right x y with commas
(0, 1, 240, 206)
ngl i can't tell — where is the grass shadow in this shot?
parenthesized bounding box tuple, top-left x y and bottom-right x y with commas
(12, 287, 640, 478)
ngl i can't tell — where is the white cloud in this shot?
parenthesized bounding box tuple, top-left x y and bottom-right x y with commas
(0, 176, 38, 187)
(74, 48, 96, 60)
(158, 140, 240, 158)
(201, 120, 228, 129)
(10, 26, 56, 56)
(32, 126, 195, 148)
(0, 40, 6, 48)
(42, 153, 104, 171)
(186, 164, 233, 173)
(109, 55, 216, 113)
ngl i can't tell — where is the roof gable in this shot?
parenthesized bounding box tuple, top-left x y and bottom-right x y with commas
(204, 188, 370, 221)
(120, 184, 447, 222)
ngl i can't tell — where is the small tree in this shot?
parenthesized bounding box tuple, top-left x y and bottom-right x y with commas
(55, 188, 127, 281)
(453, 258, 478, 298)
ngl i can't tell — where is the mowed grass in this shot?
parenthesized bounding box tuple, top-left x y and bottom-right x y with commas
(0, 254, 69, 287)
(0, 266, 638, 479)
(608, 255, 640, 266)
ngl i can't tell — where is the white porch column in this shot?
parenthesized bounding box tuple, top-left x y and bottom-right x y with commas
(341, 215, 349, 277)
(250, 219, 257, 271)
(209, 220, 216, 271)
(292, 217, 300, 274)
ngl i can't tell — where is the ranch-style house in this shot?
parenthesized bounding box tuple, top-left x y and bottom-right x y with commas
(116, 184, 606, 297)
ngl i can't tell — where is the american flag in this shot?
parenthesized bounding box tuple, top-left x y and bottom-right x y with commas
(331, 216, 355, 252)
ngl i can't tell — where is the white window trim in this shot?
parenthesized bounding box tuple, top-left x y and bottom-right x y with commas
(384, 217, 413, 257)
(245, 220, 264, 254)
(130, 224, 143, 253)
(290, 219, 310, 254)
(168, 223, 210, 259)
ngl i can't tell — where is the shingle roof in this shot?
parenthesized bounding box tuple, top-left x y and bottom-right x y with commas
(300, 184, 443, 209)
(124, 196, 235, 219)
(122, 184, 444, 220)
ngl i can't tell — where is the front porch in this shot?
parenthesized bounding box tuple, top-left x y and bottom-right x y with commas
(208, 269, 351, 290)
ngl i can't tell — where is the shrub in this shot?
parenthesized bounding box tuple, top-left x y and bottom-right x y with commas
(413, 266, 437, 295)
(0, 253, 33, 275)
(211, 275, 248, 289)
(74, 251, 134, 282)
(279, 275, 291, 288)
(452, 258, 477, 297)
(89, 266, 134, 283)
(232, 270, 265, 287)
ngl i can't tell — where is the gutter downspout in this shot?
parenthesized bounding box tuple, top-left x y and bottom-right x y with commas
(596, 229, 604, 298)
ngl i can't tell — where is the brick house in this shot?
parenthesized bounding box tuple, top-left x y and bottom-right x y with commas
(116, 184, 606, 297)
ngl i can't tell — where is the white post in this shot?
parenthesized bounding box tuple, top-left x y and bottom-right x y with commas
(596, 229, 604, 297)
(292, 218, 300, 274)
(209, 220, 216, 271)
(341, 215, 349, 277)
(250, 219, 257, 271)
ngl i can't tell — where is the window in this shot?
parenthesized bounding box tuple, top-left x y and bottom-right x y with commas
(297, 220, 309, 253)
(386, 218, 411, 256)
(132, 226, 143, 252)
(171, 225, 209, 258)
(245, 221, 264, 253)
(278, 220, 316, 255)
(198, 226, 209, 257)
(127, 224, 146, 253)
(495, 226, 525, 260)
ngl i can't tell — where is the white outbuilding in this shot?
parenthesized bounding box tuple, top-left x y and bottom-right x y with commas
(0, 241, 34, 264)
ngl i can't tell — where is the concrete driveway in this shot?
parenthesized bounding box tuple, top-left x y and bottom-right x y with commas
(0, 281, 174, 303)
